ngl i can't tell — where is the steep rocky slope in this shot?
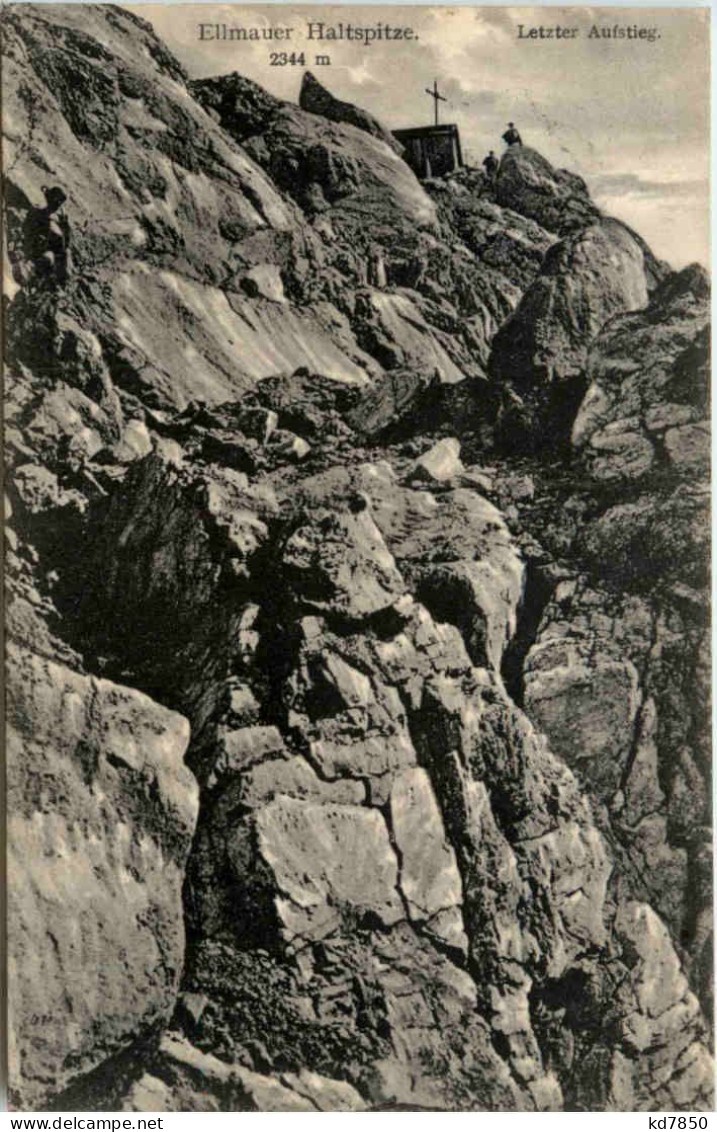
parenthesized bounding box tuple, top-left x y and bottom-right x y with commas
(3, 3, 711, 1112)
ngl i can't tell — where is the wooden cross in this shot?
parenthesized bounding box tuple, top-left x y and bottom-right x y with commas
(425, 79, 447, 127)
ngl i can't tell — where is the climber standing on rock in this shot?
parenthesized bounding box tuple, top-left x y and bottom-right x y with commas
(502, 122, 522, 146)
(482, 150, 500, 183)
(368, 247, 387, 289)
(21, 185, 71, 291)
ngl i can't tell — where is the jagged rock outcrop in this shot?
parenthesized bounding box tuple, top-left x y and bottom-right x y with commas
(288, 458, 525, 672)
(299, 70, 403, 155)
(572, 264, 710, 484)
(495, 146, 601, 235)
(192, 72, 433, 227)
(3, 2, 711, 1113)
(182, 539, 591, 1107)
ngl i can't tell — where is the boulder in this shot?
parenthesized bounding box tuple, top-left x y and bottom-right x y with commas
(490, 219, 650, 389)
(410, 437, 463, 483)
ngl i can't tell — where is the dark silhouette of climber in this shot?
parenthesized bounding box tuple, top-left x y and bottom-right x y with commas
(22, 185, 71, 289)
(482, 150, 500, 180)
(502, 122, 522, 146)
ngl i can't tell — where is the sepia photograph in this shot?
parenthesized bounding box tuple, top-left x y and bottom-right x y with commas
(2, 1, 712, 1113)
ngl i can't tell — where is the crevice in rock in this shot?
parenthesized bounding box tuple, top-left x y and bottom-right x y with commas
(501, 559, 556, 707)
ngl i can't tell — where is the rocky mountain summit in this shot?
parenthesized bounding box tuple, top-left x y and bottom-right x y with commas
(3, 4, 712, 1112)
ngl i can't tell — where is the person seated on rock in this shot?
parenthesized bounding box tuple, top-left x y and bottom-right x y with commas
(482, 150, 500, 180)
(502, 122, 523, 147)
(368, 248, 387, 289)
(22, 185, 71, 290)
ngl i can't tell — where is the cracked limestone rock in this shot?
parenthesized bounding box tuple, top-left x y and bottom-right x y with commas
(255, 796, 405, 944)
(7, 643, 198, 1109)
(280, 504, 406, 619)
(572, 264, 710, 485)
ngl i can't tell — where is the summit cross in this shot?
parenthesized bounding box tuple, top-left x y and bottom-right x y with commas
(425, 79, 447, 126)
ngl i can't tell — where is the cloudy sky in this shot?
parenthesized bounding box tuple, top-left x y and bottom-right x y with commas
(135, 4, 710, 267)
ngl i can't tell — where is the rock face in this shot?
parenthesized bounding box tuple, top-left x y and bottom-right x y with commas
(411, 436, 463, 483)
(487, 148, 669, 449)
(496, 146, 601, 235)
(3, 5, 349, 407)
(3, 3, 711, 1114)
(572, 264, 710, 484)
(299, 71, 403, 154)
(495, 147, 667, 292)
(7, 642, 199, 1109)
(490, 219, 650, 388)
(525, 306, 711, 1012)
(193, 75, 434, 229)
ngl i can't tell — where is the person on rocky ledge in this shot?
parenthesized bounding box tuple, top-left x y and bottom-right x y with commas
(502, 122, 523, 146)
(482, 150, 500, 182)
(20, 185, 71, 291)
